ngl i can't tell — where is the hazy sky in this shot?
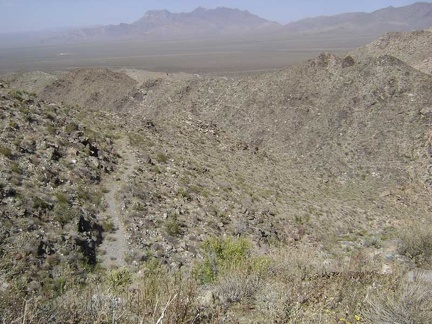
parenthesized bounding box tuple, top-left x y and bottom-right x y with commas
(0, 0, 427, 33)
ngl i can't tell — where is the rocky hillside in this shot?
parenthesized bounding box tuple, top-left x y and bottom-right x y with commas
(46, 51, 432, 190)
(41, 68, 138, 110)
(0, 82, 119, 296)
(351, 29, 432, 75)
(1, 28, 432, 323)
(22, 28, 432, 267)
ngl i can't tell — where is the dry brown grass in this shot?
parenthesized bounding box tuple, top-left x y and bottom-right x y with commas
(364, 271, 432, 323)
(398, 223, 432, 269)
(0, 264, 198, 323)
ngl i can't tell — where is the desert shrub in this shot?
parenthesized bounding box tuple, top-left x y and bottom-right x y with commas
(8, 120, 19, 129)
(10, 162, 20, 173)
(398, 223, 432, 268)
(364, 272, 432, 323)
(0, 146, 12, 158)
(164, 217, 182, 236)
(194, 237, 252, 284)
(54, 202, 77, 227)
(156, 152, 168, 163)
(77, 185, 103, 206)
(9, 89, 23, 100)
(101, 219, 115, 233)
(65, 122, 79, 133)
(33, 196, 50, 210)
(55, 192, 69, 205)
(107, 268, 131, 291)
(212, 267, 263, 305)
(46, 123, 57, 135)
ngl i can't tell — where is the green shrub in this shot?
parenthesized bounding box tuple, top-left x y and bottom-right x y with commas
(107, 268, 131, 291)
(54, 203, 77, 227)
(165, 217, 181, 236)
(194, 237, 251, 284)
(8, 121, 19, 129)
(101, 220, 115, 233)
(10, 162, 20, 173)
(0, 146, 12, 158)
(9, 89, 23, 100)
(156, 152, 168, 163)
(65, 122, 79, 133)
(33, 197, 50, 210)
(55, 192, 69, 205)
(77, 186, 102, 206)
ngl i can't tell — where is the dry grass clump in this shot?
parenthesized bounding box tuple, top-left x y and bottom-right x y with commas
(196, 242, 393, 323)
(0, 263, 198, 323)
(364, 270, 432, 323)
(0, 236, 423, 323)
(398, 223, 432, 268)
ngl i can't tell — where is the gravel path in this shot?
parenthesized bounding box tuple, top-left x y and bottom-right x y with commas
(99, 139, 137, 268)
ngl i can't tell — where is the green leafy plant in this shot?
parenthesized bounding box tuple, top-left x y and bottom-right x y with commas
(107, 268, 131, 291)
(194, 237, 251, 284)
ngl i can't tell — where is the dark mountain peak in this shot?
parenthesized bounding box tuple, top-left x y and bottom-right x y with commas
(128, 6, 278, 36)
(134, 9, 173, 24)
(144, 9, 171, 16)
(41, 2, 431, 44)
(192, 6, 208, 13)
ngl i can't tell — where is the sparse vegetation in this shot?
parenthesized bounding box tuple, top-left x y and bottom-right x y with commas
(0, 146, 12, 158)
(398, 223, 432, 268)
(194, 237, 252, 284)
(1, 27, 432, 322)
(365, 272, 432, 323)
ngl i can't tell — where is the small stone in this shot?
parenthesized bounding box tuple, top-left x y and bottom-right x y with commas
(381, 264, 392, 275)
(384, 253, 395, 261)
(27, 281, 41, 292)
(199, 291, 214, 306)
(380, 190, 391, 198)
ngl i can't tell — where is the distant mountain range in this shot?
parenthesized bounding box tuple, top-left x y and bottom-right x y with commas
(21, 2, 432, 43)
(283, 1, 432, 33)
(51, 7, 280, 42)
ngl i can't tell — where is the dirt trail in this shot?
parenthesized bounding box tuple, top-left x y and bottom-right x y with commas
(99, 138, 137, 268)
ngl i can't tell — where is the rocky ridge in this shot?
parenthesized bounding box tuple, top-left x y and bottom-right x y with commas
(351, 29, 432, 75)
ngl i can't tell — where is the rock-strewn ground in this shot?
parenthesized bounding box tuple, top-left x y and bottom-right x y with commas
(1, 28, 432, 323)
(350, 29, 432, 75)
(0, 83, 119, 295)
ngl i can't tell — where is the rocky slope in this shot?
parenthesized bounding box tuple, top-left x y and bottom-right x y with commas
(26, 32, 432, 273)
(0, 82, 120, 295)
(41, 68, 138, 111)
(350, 29, 432, 75)
(1, 28, 432, 322)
